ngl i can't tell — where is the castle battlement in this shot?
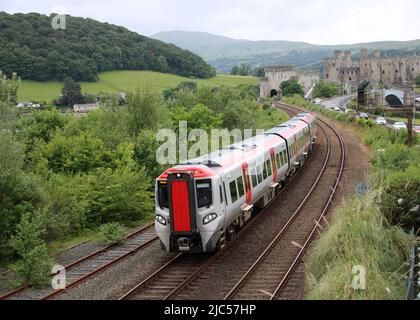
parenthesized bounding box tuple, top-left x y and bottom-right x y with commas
(323, 48, 420, 91)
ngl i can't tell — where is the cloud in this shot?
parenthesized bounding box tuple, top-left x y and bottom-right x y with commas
(1, 0, 419, 44)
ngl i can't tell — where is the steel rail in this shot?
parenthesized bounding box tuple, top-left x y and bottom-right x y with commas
(223, 105, 333, 300)
(269, 102, 345, 300)
(0, 223, 158, 300)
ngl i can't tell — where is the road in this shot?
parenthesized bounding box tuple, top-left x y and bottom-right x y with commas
(320, 95, 356, 110)
(320, 95, 420, 132)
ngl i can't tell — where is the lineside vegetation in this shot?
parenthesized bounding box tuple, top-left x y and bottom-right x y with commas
(283, 95, 418, 300)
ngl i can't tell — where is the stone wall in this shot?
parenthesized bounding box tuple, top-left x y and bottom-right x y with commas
(324, 49, 420, 92)
(260, 65, 320, 98)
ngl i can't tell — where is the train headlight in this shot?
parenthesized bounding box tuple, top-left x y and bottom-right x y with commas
(203, 213, 218, 225)
(156, 215, 167, 226)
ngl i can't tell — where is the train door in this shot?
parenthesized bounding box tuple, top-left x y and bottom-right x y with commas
(218, 174, 227, 225)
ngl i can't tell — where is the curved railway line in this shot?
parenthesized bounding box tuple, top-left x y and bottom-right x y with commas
(222, 103, 345, 300)
(0, 223, 159, 300)
(120, 103, 346, 301)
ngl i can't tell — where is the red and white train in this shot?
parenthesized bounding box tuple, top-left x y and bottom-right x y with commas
(155, 112, 317, 253)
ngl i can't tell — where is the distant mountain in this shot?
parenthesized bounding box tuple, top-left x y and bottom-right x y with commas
(153, 31, 317, 60)
(153, 31, 420, 73)
(0, 13, 215, 82)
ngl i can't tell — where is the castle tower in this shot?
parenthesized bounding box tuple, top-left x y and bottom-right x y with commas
(360, 48, 369, 80)
(334, 50, 344, 62)
(344, 50, 352, 66)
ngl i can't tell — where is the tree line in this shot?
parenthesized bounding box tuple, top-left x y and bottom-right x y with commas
(0, 12, 216, 82)
(230, 64, 265, 77)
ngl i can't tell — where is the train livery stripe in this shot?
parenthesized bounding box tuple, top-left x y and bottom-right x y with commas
(242, 163, 252, 204)
(270, 148, 278, 182)
(171, 181, 191, 233)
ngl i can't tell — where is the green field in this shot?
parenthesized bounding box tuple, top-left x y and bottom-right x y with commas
(18, 71, 259, 103)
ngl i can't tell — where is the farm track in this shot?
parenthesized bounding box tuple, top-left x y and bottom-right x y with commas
(0, 223, 159, 300)
(121, 103, 344, 300)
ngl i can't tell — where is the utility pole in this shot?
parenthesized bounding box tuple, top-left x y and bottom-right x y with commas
(404, 83, 415, 147)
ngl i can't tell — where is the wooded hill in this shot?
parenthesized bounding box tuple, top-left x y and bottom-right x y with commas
(0, 12, 216, 82)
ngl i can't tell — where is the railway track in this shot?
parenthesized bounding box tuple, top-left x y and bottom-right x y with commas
(121, 104, 344, 300)
(119, 170, 305, 300)
(0, 223, 159, 300)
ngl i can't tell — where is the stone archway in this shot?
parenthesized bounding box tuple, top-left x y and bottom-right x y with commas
(270, 89, 278, 98)
(385, 94, 403, 107)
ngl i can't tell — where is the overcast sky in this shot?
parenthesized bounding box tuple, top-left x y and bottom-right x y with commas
(1, 0, 419, 44)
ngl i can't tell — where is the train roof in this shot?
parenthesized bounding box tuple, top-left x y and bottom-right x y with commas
(158, 113, 315, 180)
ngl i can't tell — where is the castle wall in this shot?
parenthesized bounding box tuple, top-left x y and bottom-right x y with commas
(324, 49, 420, 91)
(260, 65, 320, 98)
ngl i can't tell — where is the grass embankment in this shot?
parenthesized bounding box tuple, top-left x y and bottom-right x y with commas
(283, 95, 418, 300)
(18, 71, 258, 102)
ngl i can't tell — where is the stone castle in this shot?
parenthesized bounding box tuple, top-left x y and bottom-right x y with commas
(260, 65, 320, 99)
(323, 49, 420, 92)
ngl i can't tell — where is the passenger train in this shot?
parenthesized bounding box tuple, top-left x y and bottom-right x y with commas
(155, 112, 317, 253)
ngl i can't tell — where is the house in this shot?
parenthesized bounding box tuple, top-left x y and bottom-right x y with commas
(16, 102, 41, 108)
(73, 102, 101, 114)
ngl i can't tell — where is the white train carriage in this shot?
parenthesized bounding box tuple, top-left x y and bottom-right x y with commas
(155, 113, 317, 253)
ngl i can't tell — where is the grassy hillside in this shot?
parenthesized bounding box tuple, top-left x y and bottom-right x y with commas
(18, 70, 259, 102)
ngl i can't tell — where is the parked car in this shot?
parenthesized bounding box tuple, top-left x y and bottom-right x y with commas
(415, 126, 420, 134)
(375, 117, 387, 126)
(313, 98, 322, 105)
(333, 106, 342, 112)
(392, 122, 407, 131)
(359, 112, 369, 120)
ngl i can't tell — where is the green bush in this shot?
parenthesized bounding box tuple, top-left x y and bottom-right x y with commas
(98, 222, 125, 245)
(380, 167, 420, 230)
(9, 213, 53, 287)
(377, 144, 414, 171)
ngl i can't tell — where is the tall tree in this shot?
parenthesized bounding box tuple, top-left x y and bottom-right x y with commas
(61, 78, 83, 107)
(127, 88, 162, 135)
(0, 71, 20, 104)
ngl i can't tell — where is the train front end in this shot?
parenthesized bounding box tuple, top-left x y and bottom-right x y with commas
(155, 166, 224, 253)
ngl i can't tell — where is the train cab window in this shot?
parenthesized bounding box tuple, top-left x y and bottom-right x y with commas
(157, 181, 169, 209)
(229, 180, 238, 204)
(262, 162, 268, 180)
(237, 177, 245, 198)
(266, 159, 272, 176)
(196, 180, 213, 208)
(251, 168, 258, 187)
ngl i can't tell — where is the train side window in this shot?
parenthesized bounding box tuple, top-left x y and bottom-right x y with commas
(283, 150, 288, 164)
(237, 177, 245, 198)
(157, 181, 169, 209)
(251, 168, 258, 187)
(266, 159, 272, 176)
(257, 165, 263, 183)
(229, 180, 238, 204)
(276, 153, 281, 169)
(262, 161, 268, 180)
